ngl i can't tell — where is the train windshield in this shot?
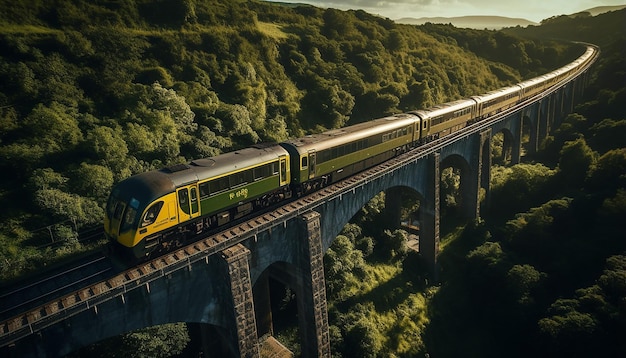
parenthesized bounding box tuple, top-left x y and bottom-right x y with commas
(120, 197, 140, 232)
(106, 192, 141, 234)
(106, 190, 122, 220)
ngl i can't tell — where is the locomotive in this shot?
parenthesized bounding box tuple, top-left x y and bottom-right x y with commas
(104, 45, 598, 262)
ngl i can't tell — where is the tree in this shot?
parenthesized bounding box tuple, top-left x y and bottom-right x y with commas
(381, 229, 408, 260)
(344, 319, 383, 358)
(33, 189, 103, 227)
(216, 103, 259, 144)
(84, 125, 131, 179)
(120, 323, 190, 358)
(557, 137, 596, 189)
(490, 163, 556, 217)
(538, 299, 598, 355)
(23, 102, 83, 154)
(589, 119, 626, 154)
(324, 235, 367, 299)
(28, 168, 68, 191)
(506, 264, 545, 304)
(73, 323, 191, 358)
(586, 148, 626, 194)
(386, 30, 408, 52)
(71, 163, 114, 200)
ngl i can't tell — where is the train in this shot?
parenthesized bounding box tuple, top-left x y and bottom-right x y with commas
(104, 45, 598, 262)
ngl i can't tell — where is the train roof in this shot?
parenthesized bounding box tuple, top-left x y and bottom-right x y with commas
(111, 144, 288, 206)
(185, 144, 287, 183)
(471, 85, 521, 102)
(411, 98, 476, 119)
(281, 113, 418, 153)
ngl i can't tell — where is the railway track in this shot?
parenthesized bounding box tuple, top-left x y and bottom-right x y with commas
(0, 252, 115, 322)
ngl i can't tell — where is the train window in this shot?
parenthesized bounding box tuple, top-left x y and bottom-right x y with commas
(338, 145, 345, 157)
(370, 134, 382, 146)
(318, 150, 328, 164)
(199, 182, 209, 199)
(178, 189, 188, 205)
(106, 190, 119, 217)
(271, 162, 278, 175)
(113, 202, 125, 220)
(301, 156, 308, 169)
(209, 176, 229, 195)
(141, 201, 164, 227)
(230, 171, 248, 187)
(231, 174, 240, 186)
(254, 164, 271, 181)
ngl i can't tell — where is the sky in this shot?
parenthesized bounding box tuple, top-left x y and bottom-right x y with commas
(266, 0, 624, 23)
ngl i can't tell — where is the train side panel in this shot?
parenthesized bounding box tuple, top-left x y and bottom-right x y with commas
(313, 124, 414, 183)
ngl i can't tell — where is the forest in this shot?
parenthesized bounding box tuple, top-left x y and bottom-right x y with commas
(0, 0, 624, 357)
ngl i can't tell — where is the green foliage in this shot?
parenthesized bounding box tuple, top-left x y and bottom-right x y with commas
(557, 137, 596, 190)
(381, 229, 409, 260)
(33, 188, 103, 227)
(538, 255, 626, 356)
(588, 119, 626, 154)
(490, 163, 556, 217)
(70, 163, 114, 201)
(121, 323, 190, 358)
(72, 323, 191, 358)
(585, 148, 626, 195)
(506, 264, 546, 304)
(324, 234, 367, 300)
(344, 317, 384, 358)
(507, 9, 626, 48)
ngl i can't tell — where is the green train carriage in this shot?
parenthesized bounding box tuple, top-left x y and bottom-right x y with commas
(280, 113, 420, 195)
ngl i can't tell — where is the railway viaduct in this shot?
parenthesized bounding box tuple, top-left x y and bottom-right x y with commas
(0, 69, 590, 357)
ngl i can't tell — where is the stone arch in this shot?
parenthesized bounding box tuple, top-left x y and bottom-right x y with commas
(439, 153, 472, 219)
(521, 112, 534, 155)
(252, 261, 300, 342)
(491, 127, 516, 165)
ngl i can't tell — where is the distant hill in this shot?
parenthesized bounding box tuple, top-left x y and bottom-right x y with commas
(395, 15, 537, 30)
(576, 4, 626, 16)
(395, 5, 626, 30)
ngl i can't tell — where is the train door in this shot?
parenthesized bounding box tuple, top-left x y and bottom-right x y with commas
(422, 117, 430, 141)
(279, 156, 288, 186)
(308, 150, 316, 180)
(177, 185, 200, 222)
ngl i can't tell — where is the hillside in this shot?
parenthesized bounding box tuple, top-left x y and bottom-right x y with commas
(504, 7, 626, 47)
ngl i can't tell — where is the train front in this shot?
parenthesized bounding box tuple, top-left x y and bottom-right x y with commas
(104, 171, 175, 262)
